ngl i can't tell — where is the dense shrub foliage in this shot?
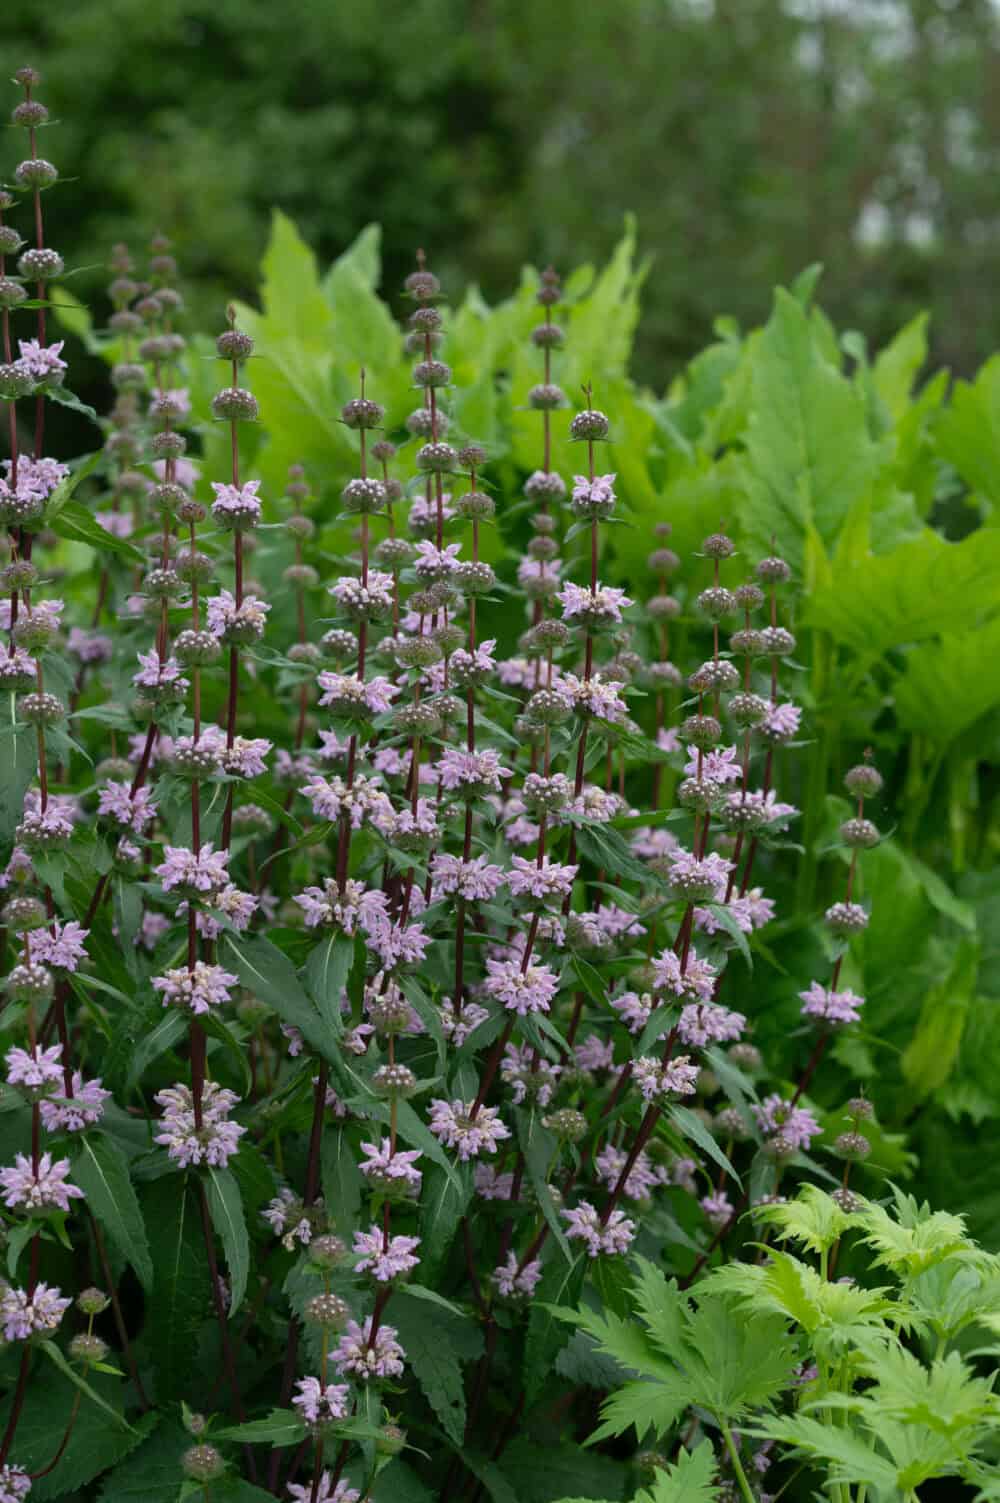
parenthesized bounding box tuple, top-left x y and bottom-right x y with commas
(0, 65, 999, 1503)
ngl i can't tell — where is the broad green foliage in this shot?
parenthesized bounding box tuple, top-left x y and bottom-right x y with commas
(557, 1186, 1000, 1502)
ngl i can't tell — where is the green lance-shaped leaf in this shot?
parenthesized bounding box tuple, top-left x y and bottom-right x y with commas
(205, 1164, 250, 1316)
(73, 1132, 154, 1291)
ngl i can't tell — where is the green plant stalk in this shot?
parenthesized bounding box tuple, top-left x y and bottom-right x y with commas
(796, 628, 832, 912)
(720, 1420, 757, 1503)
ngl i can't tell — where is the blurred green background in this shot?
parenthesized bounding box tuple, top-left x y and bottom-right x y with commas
(6, 0, 1000, 383)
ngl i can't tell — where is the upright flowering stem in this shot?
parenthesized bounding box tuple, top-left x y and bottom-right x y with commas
(213, 309, 259, 853)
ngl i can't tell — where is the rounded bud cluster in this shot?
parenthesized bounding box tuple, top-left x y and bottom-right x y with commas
(834, 1131, 871, 1161)
(644, 660, 683, 688)
(393, 702, 442, 736)
(454, 489, 494, 521)
(524, 470, 566, 502)
(528, 382, 566, 410)
(69, 1333, 109, 1366)
(369, 991, 413, 1037)
(182, 1445, 226, 1483)
(151, 431, 186, 460)
(217, 328, 254, 362)
(287, 642, 320, 666)
(537, 266, 561, 306)
(285, 514, 315, 541)
(0, 364, 34, 401)
(321, 628, 357, 660)
(405, 268, 440, 300)
(377, 1423, 407, 1457)
(144, 567, 182, 600)
(5, 963, 54, 1003)
(14, 158, 58, 189)
(409, 305, 442, 333)
(211, 387, 259, 423)
(454, 560, 495, 596)
(2, 896, 47, 932)
(847, 1096, 874, 1120)
(340, 477, 386, 515)
(526, 688, 572, 726)
(763, 1131, 796, 1161)
(522, 771, 572, 814)
(171, 741, 222, 780)
(679, 714, 721, 749)
(696, 586, 737, 620)
(844, 762, 883, 798)
(406, 406, 449, 438)
(175, 549, 213, 584)
(18, 247, 63, 282)
(729, 627, 765, 657)
(760, 626, 796, 656)
(308, 1234, 348, 1271)
(19, 692, 65, 726)
(372, 537, 414, 571)
(394, 635, 442, 669)
(305, 1292, 350, 1330)
(0, 281, 26, 314)
(341, 397, 384, 430)
(110, 362, 146, 391)
(372, 1062, 418, 1099)
(757, 555, 791, 583)
(416, 441, 456, 474)
(0, 226, 24, 256)
(174, 629, 222, 666)
(96, 757, 134, 782)
(525, 618, 570, 654)
(688, 659, 740, 693)
(77, 1287, 111, 1316)
(824, 901, 868, 935)
(149, 392, 188, 428)
(715, 1106, 750, 1141)
(729, 1042, 762, 1071)
(284, 563, 319, 589)
(646, 594, 680, 621)
(569, 408, 609, 441)
(413, 359, 450, 388)
(728, 692, 768, 727)
(542, 1108, 588, 1142)
(734, 582, 765, 611)
(648, 546, 680, 574)
(12, 99, 48, 128)
(839, 817, 880, 849)
(531, 322, 564, 348)
(702, 532, 735, 558)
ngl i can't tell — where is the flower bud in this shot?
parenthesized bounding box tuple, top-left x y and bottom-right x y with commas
(372, 1063, 418, 1099)
(174, 629, 222, 667)
(416, 441, 456, 474)
(307, 1234, 348, 1270)
(834, 1131, 871, 1160)
(679, 714, 721, 749)
(17, 248, 63, 282)
(77, 1287, 111, 1315)
(14, 159, 58, 190)
(211, 387, 259, 422)
(839, 817, 880, 849)
(542, 1107, 587, 1142)
(696, 586, 737, 620)
(760, 626, 796, 656)
(702, 532, 735, 558)
(341, 397, 384, 430)
(217, 328, 254, 362)
(305, 1292, 350, 1330)
(2, 896, 47, 931)
(19, 692, 65, 726)
(5, 963, 54, 1003)
(340, 477, 386, 515)
(528, 383, 566, 410)
(646, 594, 680, 620)
(69, 1333, 109, 1366)
(413, 360, 450, 388)
(569, 409, 610, 441)
(844, 762, 883, 798)
(182, 1445, 226, 1483)
(757, 555, 791, 584)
